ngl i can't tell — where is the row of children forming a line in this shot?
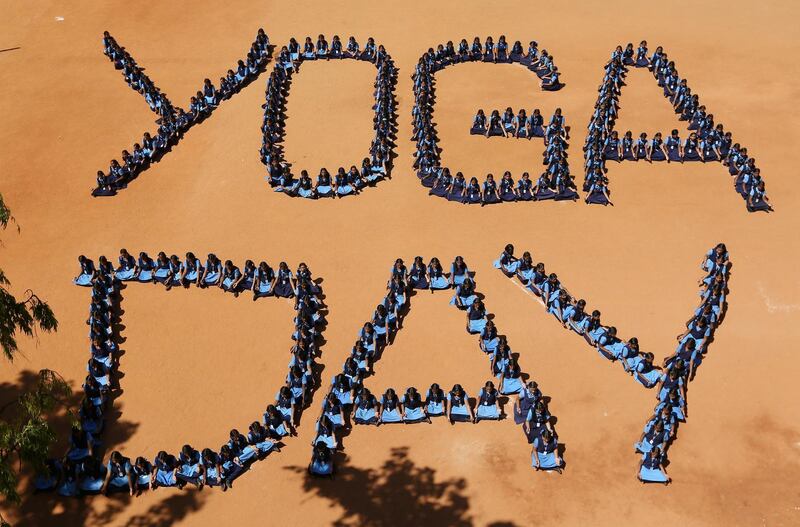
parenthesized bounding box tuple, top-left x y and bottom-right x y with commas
(420, 37, 562, 89)
(424, 170, 579, 204)
(266, 163, 385, 199)
(276, 35, 385, 70)
(470, 108, 563, 138)
(94, 30, 272, 197)
(102, 31, 176, 120)
(493, 245, 665, 388)
(631, 244, 730, 484)
(62, 252, 325, 496)
(73, 250, 314, 300)
(38, 427, 282, 497)
(600, 130, 730, 163)
(261, 35, 396, 195)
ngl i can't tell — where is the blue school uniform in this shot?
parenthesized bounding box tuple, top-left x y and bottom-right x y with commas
(450, 262, 469, 286)
(516, 178, 533, 200)
(323, 399, 344, 428)
(528, 114, 545, 137)
(481, 326, 499, 353)
(426, 390, 446, 416)
(470, 113, 487, 135)
(136, 256, 155, 282)
(408, 264, 429, 289)
(309, 452, 334, 476)
(177, 450, 203, 484)
(429, 173, 452, 198)
(316, 173, 334, 197)
(79, 466, 106, 493)
(467, 305, 487, 334)
(586, 183, 610, 205)
(650, 139, 667, 161)
(515, 387, 541, 425)
(221, 266, 241, 291)
(248, 428, 276, 455)
(428, 265, 448, 289)
(74, 260, 96, 286)
(353, 393, 379, 424)
(501, 365, 524, 395)
(403, 394, 427, 423)
(532, 435, 560, 470)
(335, 173, 355, 196)
(448, 392, 471, 421)
(106, 458, 132, 490)
(636, 361, 663, 388)
(115, 255, 136, 281)
(450, 283, 477, 309)
(665, 136, 681, 161)
(635, 427, 667, 455)
(683, 138, 701, 161)
(465, 182, 482, 204)
(154, 455, 177, 487)
(203, 259, 221, 285)
(380, 396, 403, 423)
(597, 333, 625, 360)
(639, 452, 669, 483)
(273, 269, 294, 297)
(475, 388, 500, 420)
(153, 260, 171, 283)
(493, 252, 519, 275)
(448, 177, 466, 202)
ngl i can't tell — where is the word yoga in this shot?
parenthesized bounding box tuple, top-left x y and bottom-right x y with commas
(93, 30, 771, 212)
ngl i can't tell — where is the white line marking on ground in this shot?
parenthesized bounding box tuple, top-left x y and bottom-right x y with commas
(757, 282, 800, 314)
(506, 276, 546, 307)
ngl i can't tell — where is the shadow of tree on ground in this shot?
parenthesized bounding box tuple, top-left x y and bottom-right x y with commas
(287, 447, 476, 527)
(0, 369, 207, 527)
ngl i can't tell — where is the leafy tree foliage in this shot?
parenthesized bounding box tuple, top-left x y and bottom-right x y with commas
(0, 194, 70, 526)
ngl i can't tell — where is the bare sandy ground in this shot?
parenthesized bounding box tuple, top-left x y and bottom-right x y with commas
(0, 0, 799, 525)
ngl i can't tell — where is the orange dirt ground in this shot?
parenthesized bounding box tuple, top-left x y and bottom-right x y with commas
(1, 1, 799, 525)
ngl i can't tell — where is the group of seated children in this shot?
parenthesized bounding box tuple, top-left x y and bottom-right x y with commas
(494, 243, 666, 388)
(470, 107, 549, 138)
(261, 35, 397, 198)
(494, 243, 730, 483)
(632, 243, 729, 484)
(51, 250, 325, 496)
(102, 31, 175, 121)
(421, 108, 575, 204)
(583, 41, 770, 211)
(94, 30, 272, 197)
(307, 256, 562, 477)
(412, 37, 562, 195)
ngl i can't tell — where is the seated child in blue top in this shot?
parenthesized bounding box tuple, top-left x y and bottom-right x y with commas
(638, 446, 669, 484)
(449, 255, 470, 286)
(380, 388, 403, 423)
(447, 384, 474, 423)
(402, 387, 429, 423)
(176, 445, 204, 490)
(308, 441, 334, 477)
(74, 255, 97, 286)
(532, 429, 562, 472)
(103, 451, 134, 496)
(475, 381, 501, 421)
(471, 109, 487, 135)
(115, 249, 136, 281)
(426, 383, 447, 417)
(152, 450, 178, 489)
(493, 244, 519, 275)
